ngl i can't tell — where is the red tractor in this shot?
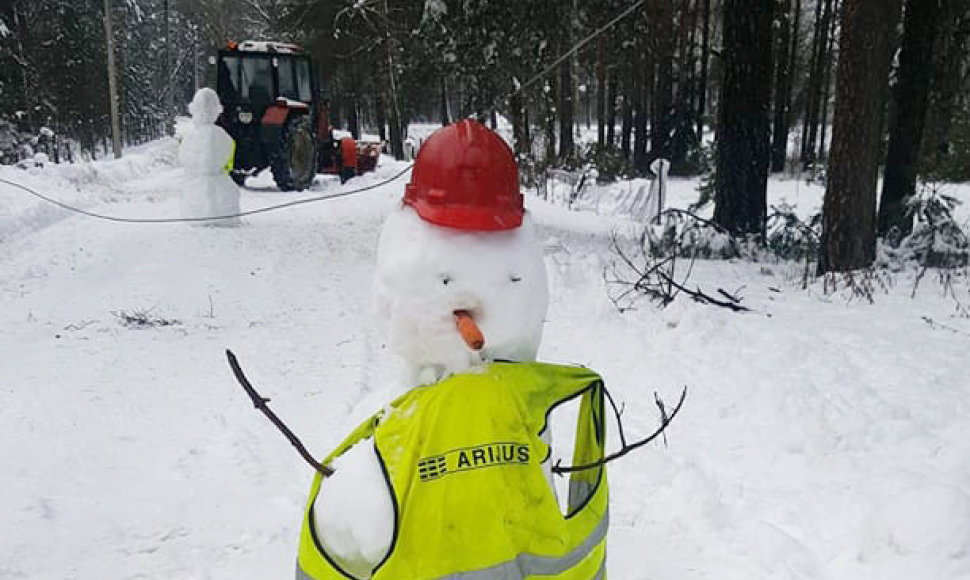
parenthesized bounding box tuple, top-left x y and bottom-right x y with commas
(214, 40, 380, 191)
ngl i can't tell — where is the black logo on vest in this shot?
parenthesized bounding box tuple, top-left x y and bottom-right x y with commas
(418, 442, 530, 482)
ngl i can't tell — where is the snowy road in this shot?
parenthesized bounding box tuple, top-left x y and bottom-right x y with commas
(2, 139, 970, 579)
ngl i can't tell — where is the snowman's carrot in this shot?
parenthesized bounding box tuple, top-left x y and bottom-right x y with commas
(454, 310, 484, 350)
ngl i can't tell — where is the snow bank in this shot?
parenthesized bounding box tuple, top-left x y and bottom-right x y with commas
(0, 137, 179, 241)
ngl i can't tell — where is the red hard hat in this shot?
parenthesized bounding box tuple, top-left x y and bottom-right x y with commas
(403, 119, 523, 230)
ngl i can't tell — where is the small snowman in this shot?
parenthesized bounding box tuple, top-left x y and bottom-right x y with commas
(296, 120, 609, 580)
(178, 88, 241, 226)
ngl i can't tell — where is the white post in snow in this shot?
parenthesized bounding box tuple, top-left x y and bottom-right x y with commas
(646, 158, 669, 224)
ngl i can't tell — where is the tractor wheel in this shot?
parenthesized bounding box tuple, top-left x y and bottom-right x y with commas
(339, 167, 355, 184)
(271, 115, 316, 191)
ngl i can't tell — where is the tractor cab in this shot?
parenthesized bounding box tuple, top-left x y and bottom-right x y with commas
(214, 41, 379, 191)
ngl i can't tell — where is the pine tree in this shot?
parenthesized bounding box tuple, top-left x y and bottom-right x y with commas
(878, 0, 944, 237)
(820, 0, 903, 272)
(713, 0, 774, 238)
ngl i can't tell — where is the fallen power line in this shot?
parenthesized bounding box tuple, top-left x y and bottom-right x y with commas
(0, 164, 412, 224)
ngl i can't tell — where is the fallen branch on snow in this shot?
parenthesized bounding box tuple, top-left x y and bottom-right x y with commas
(606, 233, 752, 312)
(920, 316, 970, 338)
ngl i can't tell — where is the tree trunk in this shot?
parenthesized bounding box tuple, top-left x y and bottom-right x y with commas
(820, 0, 903, 273)
(376, 93, 387, 142)
(439, 76, 452, 126)
(596, 37, 607, 148)
(387, 99, 404, 160)
(621, 78, 634, 161)
(349, 97, 361, 140)
(383, 0, 404, 160)
(919, 3, 970, 171)
(652, 0, 675, 157)
(606, 68, 618, 147)
(510, 91, 529, 159)
(787, 0, 801, 128)
(544, 80, 557, 163)
(620, 12, 636, 161)
(816, 0, 839, 164)
(669, 0, 693, 172)
(713, 0, 774, 238)
(878, 0, 943, 237)
(164, 0, 175, 135)
(770, 0, 794, 172)
(696, 0, 711, 141)
(12, 4, 34, 132)
(803, 0, 835, 166)
(558, 55, 575, 161)
(801, 0, 826, 162)
(119, 4, 130, 146)
(817, 53, 832, 162)
(669, 0, 696, 175)
(633, 39, 649, 175)
(103, 0, 122, 158)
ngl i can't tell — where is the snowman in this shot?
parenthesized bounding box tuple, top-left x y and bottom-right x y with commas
(297, 120, 609, 580)
(178, 88, 241, 226)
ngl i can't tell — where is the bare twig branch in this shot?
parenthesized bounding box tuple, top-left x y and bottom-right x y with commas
(654, 391, 670, 447)
(225, 350, 333, 476)
(717, 288, 743, 304)
(654, 270, 752, 311)
(552, 386, 688, 475)
(603, 388, 628, 448)
(661, 207, 734, 238)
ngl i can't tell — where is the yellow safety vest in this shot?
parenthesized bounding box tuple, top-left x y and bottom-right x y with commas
(297, 361, 609, 580)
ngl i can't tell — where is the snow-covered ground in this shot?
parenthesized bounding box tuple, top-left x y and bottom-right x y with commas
(2, 133, 970, 580)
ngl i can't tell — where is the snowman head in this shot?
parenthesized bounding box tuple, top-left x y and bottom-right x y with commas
(374, 120, 548, 384)
(188, 88, 223, 126)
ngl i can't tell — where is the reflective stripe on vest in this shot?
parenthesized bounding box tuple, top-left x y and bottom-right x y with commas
(297, 361, 609, 580)
(297, 512, 608, 580)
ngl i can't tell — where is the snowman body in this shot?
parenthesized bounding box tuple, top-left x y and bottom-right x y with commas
(309, 120, 579, 579)
(179, 88, 241, 226)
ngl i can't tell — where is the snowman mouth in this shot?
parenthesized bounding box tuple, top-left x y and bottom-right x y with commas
(453, 310, 485, 351)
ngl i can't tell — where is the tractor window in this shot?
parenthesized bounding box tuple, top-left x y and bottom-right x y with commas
(218, 55, 242, 101)
(278, 58, 298, 101)
(295, 59, 312, 103)
(242, 57, 273, 108)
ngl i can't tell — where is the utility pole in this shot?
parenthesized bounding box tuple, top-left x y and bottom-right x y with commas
(103, 0, 122, 158)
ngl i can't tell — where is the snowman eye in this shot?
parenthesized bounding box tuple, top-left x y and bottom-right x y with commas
(510, 275, 522, 283)
(441, 275, 452, 286)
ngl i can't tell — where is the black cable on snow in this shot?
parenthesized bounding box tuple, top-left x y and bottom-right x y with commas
(0, 163, 412, 224)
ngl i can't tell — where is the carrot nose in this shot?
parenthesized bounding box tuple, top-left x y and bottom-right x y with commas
(454, 310, 485, 351)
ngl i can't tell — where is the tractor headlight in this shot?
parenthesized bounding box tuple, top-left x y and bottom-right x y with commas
(238, 111, 253, 124)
